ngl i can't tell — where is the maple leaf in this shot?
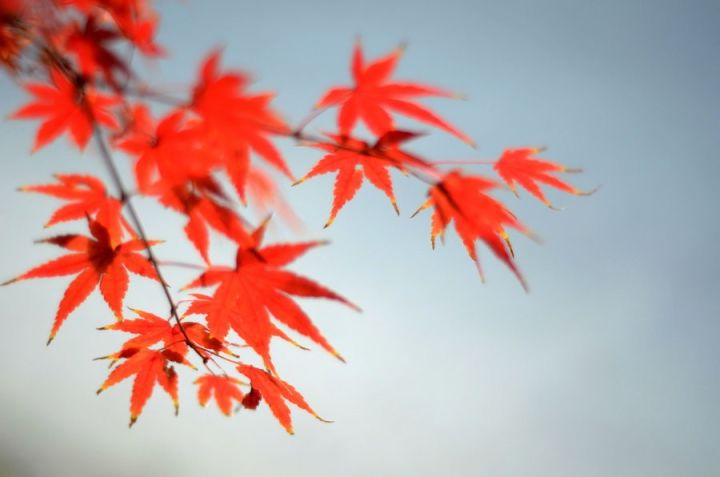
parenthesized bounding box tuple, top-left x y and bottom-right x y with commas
(190, 50, 294, 200)
(316, 41, 473, 145)
(195, 374, 248, 416)
(19, 174, 134, 246)
(115, 105, 254, 261)
(98, 308, 226, 360)
(237, 364, 327, 434)
(413, 170, 529, 289)
(183, 221, 358, 373)
(64, 15, 129, 89)
(2, 218, 160, 342)
(60, 0, 163, 55)
(185, 292, 312, 356)
(99, 308, 229, 361)
(96, 348, 182, 427)
(158, 180, 253, 263)
(114, 105, 203, 194)
(115, 105, 257, 258)
(296, 131, 433, 227)
(121, 16, 163, 56)
(12, 68, 119, 151)
(493, 147, 591, 208)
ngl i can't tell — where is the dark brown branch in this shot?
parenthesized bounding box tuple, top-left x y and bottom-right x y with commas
(90, 122, 213, 370)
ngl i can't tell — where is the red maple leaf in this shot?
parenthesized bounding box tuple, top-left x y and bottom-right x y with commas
(2, 218, 160, 342)
(183, 221, 358, 373)
(63, 15, 129, 89)
(96, 348, 182, 427)
(316, 41, 473, 144)
(156, 180, 253, 263)
(114, 105, 206, 194)
(19, 174, 134, 246)
(414, 170, 529, 289)
(237, 364, 327, 434)
(115, 105, 254, 261)
(195, 374, 248, 416)
(60, 0, 163, 55)
(99, 308, 228, 361)
(296, 131, 433, 227)
(185, 291, 312, 357)
(493, 147, 591, 208)
(190, 50, 293, 200)
(12, 68, 119, 151)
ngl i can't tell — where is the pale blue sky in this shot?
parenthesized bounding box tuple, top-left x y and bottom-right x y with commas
(1, 0, 719, 476)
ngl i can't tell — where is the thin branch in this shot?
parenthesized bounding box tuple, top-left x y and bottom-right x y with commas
(91, 122, 211, 367)
(292, 106, 329, 136)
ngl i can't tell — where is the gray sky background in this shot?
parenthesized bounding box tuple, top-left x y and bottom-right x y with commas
(1, 0, 719, 476)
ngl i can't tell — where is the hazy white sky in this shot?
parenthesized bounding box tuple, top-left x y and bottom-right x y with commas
(1, 0, 719, 475)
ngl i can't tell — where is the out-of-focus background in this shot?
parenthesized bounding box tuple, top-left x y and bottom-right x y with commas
(1, 0, 718, 475)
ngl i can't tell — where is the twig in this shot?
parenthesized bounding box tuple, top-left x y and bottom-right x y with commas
(91, 123, 211, 367)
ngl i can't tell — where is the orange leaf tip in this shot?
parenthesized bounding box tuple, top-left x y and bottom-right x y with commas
(311, 410, 333, 424)
(129, 416, 138, 428)
(1, 277, 18, 286)
(332, 350, 346, 363)
(544, 200, 561, 211)
(499, 231, 514, 257)
(576, 185, 600, 197)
